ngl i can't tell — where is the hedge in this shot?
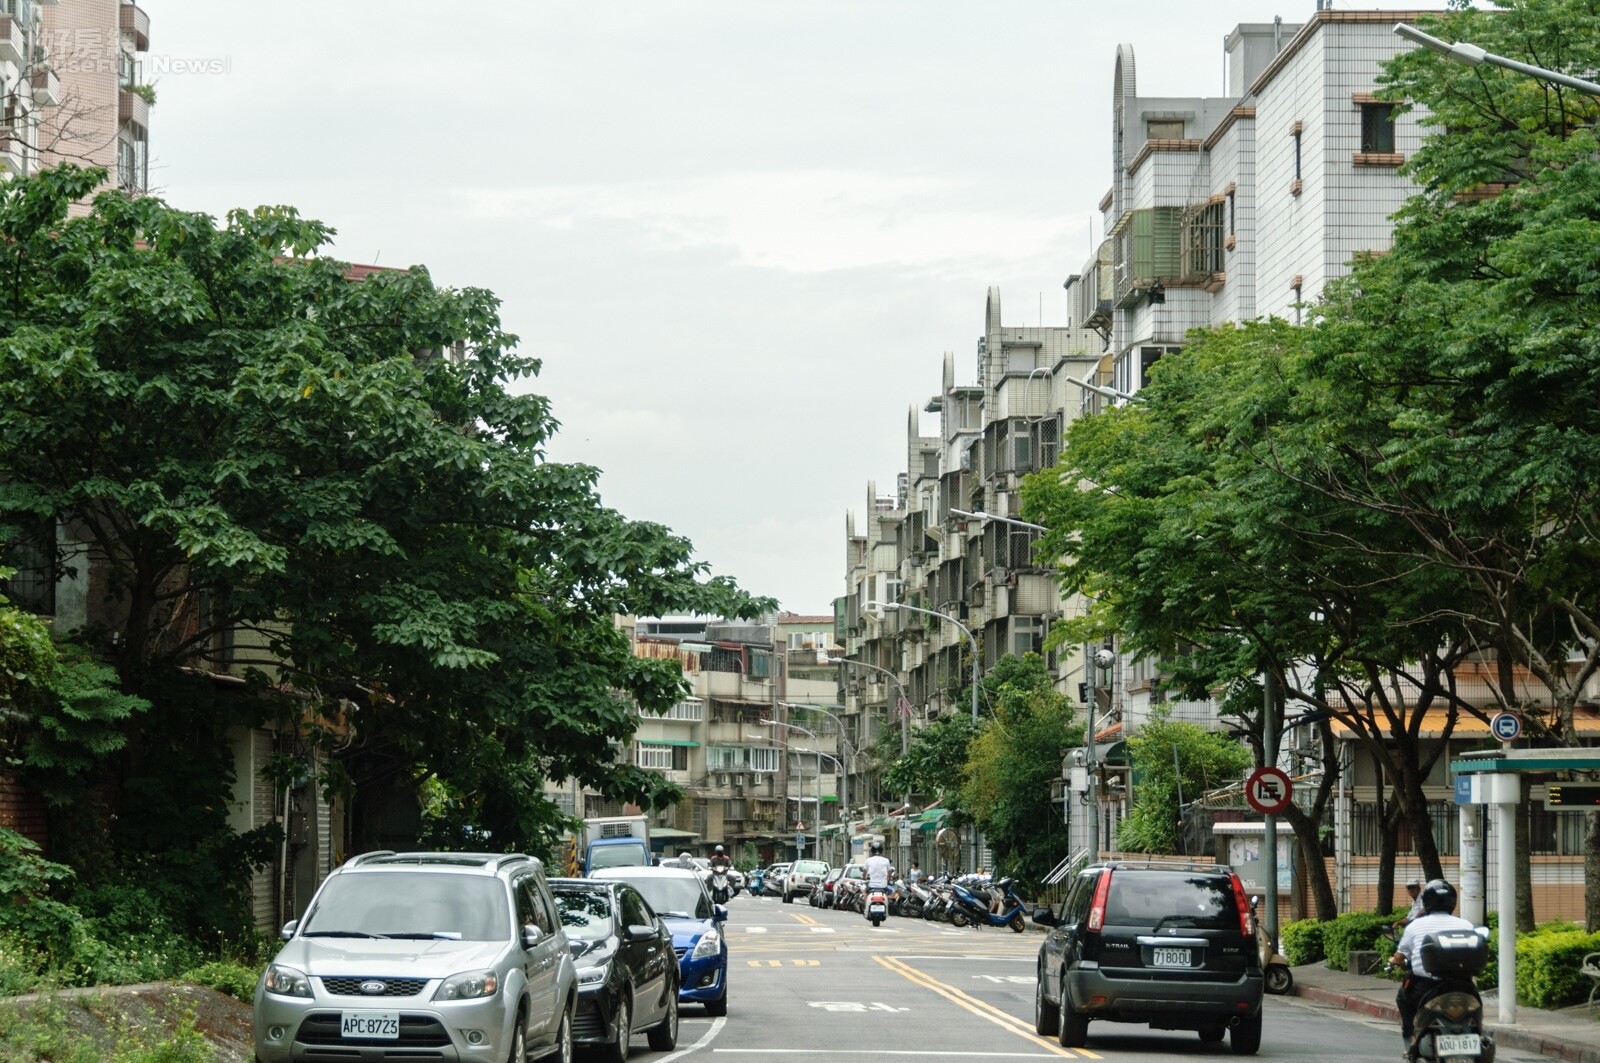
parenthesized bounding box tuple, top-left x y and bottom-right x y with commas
(1322, 912, 1396, 972)
(1281, 918, 1324, 967)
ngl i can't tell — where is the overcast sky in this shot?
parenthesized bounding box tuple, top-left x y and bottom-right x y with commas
(148, 1, 1435, 614)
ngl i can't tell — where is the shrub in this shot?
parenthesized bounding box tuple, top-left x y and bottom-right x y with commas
(1281, 918, 1325, 966)
(1515, 929, 1600, 1010)
(182, 960, 260, 1002)
(1322, 911, 1395, 972)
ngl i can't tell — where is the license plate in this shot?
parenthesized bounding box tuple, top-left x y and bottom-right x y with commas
(1151, 947, 1191, 968)
(341, 1012, 400, 1039)
(1434, 1033, 1480, 1056)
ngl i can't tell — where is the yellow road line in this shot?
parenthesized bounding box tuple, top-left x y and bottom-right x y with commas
(788, 913, 821, 927)
(874, 956, 1101, 1060)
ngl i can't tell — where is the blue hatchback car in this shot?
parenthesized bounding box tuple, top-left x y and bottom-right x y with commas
(591, 866, 729, 1016)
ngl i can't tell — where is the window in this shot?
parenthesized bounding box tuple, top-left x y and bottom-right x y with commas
(1182, 199, 1225, 278)
(1140, 347, 1164, 389)
(637, 743, 689, 771)
(1360, 103, 1396, 153)
(724, 798, 748, 820)
(1, 517, 56, 615)
(1146, 118, 1184, 140)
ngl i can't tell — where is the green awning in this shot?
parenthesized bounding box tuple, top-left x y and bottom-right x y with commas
(640, 739, 700, 747)
(820, 795, 838, 803)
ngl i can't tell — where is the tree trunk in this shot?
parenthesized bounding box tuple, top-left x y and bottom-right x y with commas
(1515, 777, 1535, 932)
(1281, 801, 1337, 920)
(1586, 810, 1600, 933)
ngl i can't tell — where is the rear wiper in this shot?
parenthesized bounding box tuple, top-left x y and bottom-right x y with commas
(1146, 916, 1195, 933)
(302, 930, 387, 938)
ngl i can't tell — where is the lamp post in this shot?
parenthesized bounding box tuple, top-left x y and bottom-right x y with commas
(824, 657, 910, 757)
(1394, 23, 1600, 97)
(866, 601, 979, 723)
(753, 719, 828, 860)
(774, 703, 855, 825)
(948, 508, 1048, 534)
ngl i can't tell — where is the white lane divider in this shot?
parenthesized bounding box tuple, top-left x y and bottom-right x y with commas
(656, 1014, 725, 1061)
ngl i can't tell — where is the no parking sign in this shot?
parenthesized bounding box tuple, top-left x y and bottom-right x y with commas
(1245, 767, 1293, 815)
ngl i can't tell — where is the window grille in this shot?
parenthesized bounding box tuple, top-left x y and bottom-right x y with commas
(1360, 103, 1396, 154)
(1182, 200, 1226, 279)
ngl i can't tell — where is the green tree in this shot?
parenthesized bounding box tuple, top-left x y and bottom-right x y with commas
(884, 712, 976, 821)
(959, 653, 1083, 889)
(1116, 711, 1251, 855)
(0, 167, 769, 902)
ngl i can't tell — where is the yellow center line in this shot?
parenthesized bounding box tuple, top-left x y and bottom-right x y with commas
(788, 912, 821, 927)
(874, 955, 1101, 1060)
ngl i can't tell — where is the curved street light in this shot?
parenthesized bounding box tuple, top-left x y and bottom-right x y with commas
(866, 600, 980, 723)
(1394, 22, 1600, 96)
(822, 658, 910, 756)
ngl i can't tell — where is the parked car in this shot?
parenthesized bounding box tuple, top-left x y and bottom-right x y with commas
(760, 862, 791, 898)
(590, 865, 730, 1016)
(1031, 860, 1264, 1054)
(810, 867, 845, 908)
(254, 851, 577, 1063)
(550, 878, 679, 1060)
(782, 859, 830, 904)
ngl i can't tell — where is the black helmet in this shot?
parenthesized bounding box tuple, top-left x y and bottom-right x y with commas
(869, 842, 883, 855)
(1420, 878, 1457, 914)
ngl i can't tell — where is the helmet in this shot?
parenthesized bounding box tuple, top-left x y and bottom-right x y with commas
(714, 845, 725, 854)
(869, 842, 883, 855)
(1420, 878, 1457, 915)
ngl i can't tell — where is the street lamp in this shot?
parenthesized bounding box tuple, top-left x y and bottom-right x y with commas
(775, 703, 856, 825)
(865, 600, 980, 723)
(753, 719, 829, 860)
(1394, 22, 1600, 97)
(948, 508, 1048, 533)
(823, 658, 910, 756)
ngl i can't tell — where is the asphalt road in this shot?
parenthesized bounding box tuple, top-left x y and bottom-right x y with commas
(616, 891, 1557, 1063)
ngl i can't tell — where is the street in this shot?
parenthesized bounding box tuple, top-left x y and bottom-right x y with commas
(619, 893, 1559, 1063)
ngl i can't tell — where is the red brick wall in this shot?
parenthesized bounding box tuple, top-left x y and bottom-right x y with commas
(0, 770, 49, 855)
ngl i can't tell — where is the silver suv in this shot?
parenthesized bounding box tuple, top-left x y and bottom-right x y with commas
(254, 851, 577, 1062)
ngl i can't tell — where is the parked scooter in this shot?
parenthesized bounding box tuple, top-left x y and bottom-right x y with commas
(950, 876, 1028, 932)
(1250, 897, 1294, 994)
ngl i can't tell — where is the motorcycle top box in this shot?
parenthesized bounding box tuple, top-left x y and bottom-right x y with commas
(1420, 930, 1489, 977)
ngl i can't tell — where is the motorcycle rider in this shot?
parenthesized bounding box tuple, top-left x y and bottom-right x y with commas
(709, 844, 732, 872)
(1388, 878, 1475, 1058)
(864, 843, 892, 889)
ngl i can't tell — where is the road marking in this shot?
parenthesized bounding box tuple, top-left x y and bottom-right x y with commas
(809, 926, 836, 933)
(655, 1014, 725, 1061)
(708, 1051, 1062, 1057)
(874, 956, 1099, 1060)
(742, 926, 769, 933)
(790, 913, 821, 927)
(746, 959, 822, 967)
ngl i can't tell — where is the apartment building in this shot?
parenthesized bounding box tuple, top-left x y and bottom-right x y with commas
(37, 0, 150, 196)
(0, 0, 59, 178)
(839, 8, 1440, 868)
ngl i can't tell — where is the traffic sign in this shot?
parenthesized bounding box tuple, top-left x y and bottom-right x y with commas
(1491, 712, 1522, 742)
(1245, 767, 1293, 815)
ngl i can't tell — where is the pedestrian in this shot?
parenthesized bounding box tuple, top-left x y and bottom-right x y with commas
(908, 860, 923, 883)
(1394, 877, 1424, 929)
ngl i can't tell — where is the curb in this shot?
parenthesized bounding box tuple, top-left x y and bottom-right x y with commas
(1290, 985, 1600, 1063)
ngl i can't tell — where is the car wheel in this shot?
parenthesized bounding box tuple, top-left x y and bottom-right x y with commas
(597, 992, 630, 1063)
(1229, 1012, 1262, 1055)
(544, 1008, 572, 1063)
(1033, 972, 1059, 1036)
(705, 989, 728, 1017)
(1199, 1025, 1226, 1043)
(504, 1008, 526, 1063)
(1056, 983, 1088, 1048)
(646, 986, 678, 1051)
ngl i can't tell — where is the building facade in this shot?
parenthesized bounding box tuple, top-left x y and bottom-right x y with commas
(37, 0, 150, 196)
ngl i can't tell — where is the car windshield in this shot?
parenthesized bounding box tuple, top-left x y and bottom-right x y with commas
(602, 874, 712, 920)
(588, 845, 648, 870)
(1104, 871, 1237, 931)
(552, 888, 614, 943)
(302, 873, 509, 941)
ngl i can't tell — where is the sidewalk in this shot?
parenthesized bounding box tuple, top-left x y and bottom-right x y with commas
(1289, 962, 1600, 1063)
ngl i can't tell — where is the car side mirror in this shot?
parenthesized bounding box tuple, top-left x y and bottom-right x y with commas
(521, 925, 544, 949)
(279, 919, 299, 942)
(713, 904, 728, 924)
(1031, 907, 1057, 927)
(625, 924, 658, 943)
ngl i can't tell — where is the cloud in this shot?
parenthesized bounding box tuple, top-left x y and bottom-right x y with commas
(454, 171, 1071, 275)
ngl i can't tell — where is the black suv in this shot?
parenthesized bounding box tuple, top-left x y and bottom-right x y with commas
(1031, 861, 1263, 1054)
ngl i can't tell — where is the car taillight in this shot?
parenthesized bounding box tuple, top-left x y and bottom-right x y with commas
(1229, 872, 1252, 936)
(1086, 870, 1112, 932)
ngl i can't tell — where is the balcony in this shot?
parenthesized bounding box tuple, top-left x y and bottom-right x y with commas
(0, 16, 24, 64)
(0, 132, 21, 176)
(120, 2, 150, 51)
(31, 68, 60, 108)
(119, 87, 149, 130)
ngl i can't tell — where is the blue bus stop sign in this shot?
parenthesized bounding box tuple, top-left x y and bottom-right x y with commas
(1491, 712, 1523, 742)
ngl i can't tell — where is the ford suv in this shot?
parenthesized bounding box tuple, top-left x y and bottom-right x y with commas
(254, 851, 578, 1062)
(1031, 860, 1263, 1054)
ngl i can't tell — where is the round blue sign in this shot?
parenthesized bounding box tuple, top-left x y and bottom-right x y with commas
(1491, 712, 1522, 742)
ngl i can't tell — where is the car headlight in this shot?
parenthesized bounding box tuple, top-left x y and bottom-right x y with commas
(263, 964, 312, 998)
(435, 970, 499, 1000)
(577, 962, 610, 986)
(689, 929, 722, 961)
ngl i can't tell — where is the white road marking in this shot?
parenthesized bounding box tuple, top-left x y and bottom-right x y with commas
(654, 1014, 725, 1061)
(709, 1051, 1059, 1057)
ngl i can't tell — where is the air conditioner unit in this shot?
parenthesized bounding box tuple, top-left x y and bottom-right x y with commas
(715, 773, 729, 787)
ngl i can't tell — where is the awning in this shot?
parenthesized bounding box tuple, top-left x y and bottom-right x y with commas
(639, 739, 700, 747)
(650, 827, 701, 842)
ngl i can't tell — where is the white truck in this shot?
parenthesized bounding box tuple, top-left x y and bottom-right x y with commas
(577, 815, 652, 875)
